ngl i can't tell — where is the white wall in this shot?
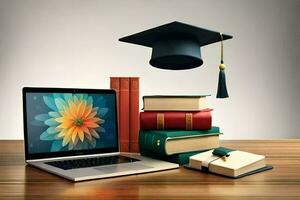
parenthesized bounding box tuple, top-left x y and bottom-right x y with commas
(0, 0, 299, 139)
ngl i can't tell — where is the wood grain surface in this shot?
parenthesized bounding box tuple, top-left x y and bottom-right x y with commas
(0, 140, 299, 200)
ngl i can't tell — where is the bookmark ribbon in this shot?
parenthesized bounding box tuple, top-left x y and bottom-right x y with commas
(213, 147, 234, 158)
(201, 155, 220, 172)
(201, 147, 235, 171)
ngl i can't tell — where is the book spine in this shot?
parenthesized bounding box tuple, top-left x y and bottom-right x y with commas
(110, 77, 121, 149)
(139, 130, 168, 155)
(129, 77, 140, 153)
(140, 110, 212, 130)
(119, 78, 130, 152)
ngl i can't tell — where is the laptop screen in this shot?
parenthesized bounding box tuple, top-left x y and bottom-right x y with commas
(23, 88, 119, 160)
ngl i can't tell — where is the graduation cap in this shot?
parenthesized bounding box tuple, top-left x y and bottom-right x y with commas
(119, 21, 233, 98)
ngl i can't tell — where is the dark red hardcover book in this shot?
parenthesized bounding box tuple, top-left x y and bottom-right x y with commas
(140, 109, 212, 130)
(129, 77, 140, 153)
(119, 78, 130, 152)
(110, 77, 120, 142)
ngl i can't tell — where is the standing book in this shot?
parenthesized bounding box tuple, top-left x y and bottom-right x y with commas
(110, 77, 129, 152)
(110, 77, 140, 152)
(119, 78, 130, 152)
(110, 77, 121, 149)
(129, 77, 140, 152)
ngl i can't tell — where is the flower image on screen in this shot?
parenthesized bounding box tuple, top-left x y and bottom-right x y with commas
(26, 93, 118, 154)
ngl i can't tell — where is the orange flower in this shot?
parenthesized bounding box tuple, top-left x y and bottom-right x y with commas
(54, 96, 104, 147)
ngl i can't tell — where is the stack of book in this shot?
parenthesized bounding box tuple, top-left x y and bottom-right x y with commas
(139, 95, 221, 165)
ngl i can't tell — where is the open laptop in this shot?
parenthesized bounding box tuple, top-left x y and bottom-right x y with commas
(22, 87, 178, 181)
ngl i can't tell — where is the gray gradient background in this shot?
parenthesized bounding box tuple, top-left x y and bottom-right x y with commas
(0, 0, 299, 139)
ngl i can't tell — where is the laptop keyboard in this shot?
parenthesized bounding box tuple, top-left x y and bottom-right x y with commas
(46, 155, 140, 170)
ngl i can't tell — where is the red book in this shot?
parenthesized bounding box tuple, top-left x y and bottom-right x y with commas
(110, 77, 130, 152)
(140, 109, 212, 130)
(129, 77, 140, 153)
(110, 77, 120, 142)
(119, 78, 130, 152)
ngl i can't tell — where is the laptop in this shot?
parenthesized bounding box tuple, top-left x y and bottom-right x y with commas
(22, 87, 178, 181)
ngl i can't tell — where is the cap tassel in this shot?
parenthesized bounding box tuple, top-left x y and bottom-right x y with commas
(217, 33, 229, 98)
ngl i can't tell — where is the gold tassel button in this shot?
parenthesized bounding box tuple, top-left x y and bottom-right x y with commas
(221, 154, 230, 161)
(219, 63, 226, 70)
(156, 140, 160, 146)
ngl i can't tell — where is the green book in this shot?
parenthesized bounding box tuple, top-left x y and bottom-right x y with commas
(140, 149, 209, 165)
(139, 127, 221, 156)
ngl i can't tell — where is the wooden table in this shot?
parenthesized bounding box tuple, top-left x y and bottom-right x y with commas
(0, 140, 299, 200)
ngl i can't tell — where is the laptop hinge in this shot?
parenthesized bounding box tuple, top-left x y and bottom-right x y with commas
(27, 152, 120, 163)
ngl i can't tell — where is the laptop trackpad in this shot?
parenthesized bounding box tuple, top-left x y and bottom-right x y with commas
(94, 163, 153, 173)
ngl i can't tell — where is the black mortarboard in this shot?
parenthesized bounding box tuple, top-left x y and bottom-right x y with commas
(119, 21, 232, 70)
(119, 21, 233, 98)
